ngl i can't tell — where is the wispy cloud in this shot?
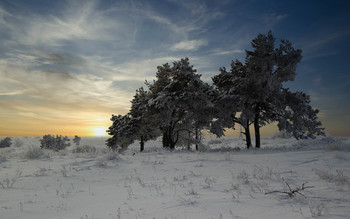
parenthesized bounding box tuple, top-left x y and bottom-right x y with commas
(171, 39, 208, 51)
(2, 3, 93, 47)
(212, 49, 244, 56)
(0, 59, 130, 113)
(110, 57, 180, 81)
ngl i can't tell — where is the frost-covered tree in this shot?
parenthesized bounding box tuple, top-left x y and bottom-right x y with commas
(129, 87, 159, 151)
(73, 135, 81, 146)
(212, 31, 324, 148)
(212, 60, 255, 148)
(106, 114, 137, 152)
(172, 80, 216, 150)
(0, 137, 12, 148)
(40, 134, 70, 151)
(106, 87, 159, 152)
(147, 58, 215, 150)
(146, 62, 173, 148)
(244, 31, 304, 147)
(276, 89, 324, 139)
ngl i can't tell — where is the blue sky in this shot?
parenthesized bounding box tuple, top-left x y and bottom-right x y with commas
(0, 0, 349, 136)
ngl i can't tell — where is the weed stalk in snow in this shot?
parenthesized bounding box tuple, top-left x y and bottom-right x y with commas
(265, 178, 314, 198)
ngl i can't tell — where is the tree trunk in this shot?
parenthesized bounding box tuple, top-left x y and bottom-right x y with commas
(168, 128, 176, 150)
(187, 131, 191, 150)
(162, 130, 169, 148)
(195, 128, 199, 151)
(169, 141, 176, 150)
(245, 120, 252, 149)
(140, 135, 144, 152)
(254, 114, 260, 148)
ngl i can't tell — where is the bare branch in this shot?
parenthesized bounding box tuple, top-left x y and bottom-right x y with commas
(265, 178, 314, 198)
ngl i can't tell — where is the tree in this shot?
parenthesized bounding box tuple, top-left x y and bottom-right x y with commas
(147, 58, 215, 150)
(188, 84, 217, 150)
(244, 31, 304, 148)
(276, 89, 324, 139)
(73, 135, 81, 146)
(106, 87, 159, 152)
(106, 114, 136, 152)
(0, 137, 12, 148)
(174, 80, 216, 150)
(212, 31, 324, 148)
(146, 62, 172, 148)
(40, 134, 70, 151)
(129, 87, 159, 151)
(212, 60, 255, 148)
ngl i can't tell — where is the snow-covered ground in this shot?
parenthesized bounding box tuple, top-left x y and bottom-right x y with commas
(0, 135, 349, 219)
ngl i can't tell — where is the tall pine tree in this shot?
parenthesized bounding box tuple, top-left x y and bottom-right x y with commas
(129, 87, 159, 151)
(212, 31, 324, 148)
(147, 58, 215, 150)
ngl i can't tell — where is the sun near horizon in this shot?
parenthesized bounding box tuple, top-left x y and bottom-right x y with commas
(93, 127, 108, 137)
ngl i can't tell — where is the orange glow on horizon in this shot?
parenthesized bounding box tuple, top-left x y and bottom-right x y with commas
(0, 114, 113, 137)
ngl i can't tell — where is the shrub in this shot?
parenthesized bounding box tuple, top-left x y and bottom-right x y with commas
(237, 170, 249, 184)
(313, 169, 349, 188)
(40, 134, 70, 151)
(309, 199, 327, 217)
(95, 157, 108, 167)
(104, 151, 120, 161)
(208, 139, 222, 145)
(324, 139, 350, 151)
(73, 135, 81, 146)
(0, 170, 22, 189)
(71, 145, 96, 153)
(13, 138, 24, 147)
(0, 137, 12, 148)
(272, 130, 292, 139)
(23, 146, 46, 159)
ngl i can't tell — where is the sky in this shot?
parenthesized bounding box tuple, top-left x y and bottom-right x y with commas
(0, 0, 349, 137)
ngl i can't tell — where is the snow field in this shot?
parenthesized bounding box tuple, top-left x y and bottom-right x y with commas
(0, 136, 349, 218)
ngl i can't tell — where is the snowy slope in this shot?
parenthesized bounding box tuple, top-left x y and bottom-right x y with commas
(0, 136, 349, 219)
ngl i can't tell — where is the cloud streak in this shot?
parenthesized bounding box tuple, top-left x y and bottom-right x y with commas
(171, 39, 208, 51)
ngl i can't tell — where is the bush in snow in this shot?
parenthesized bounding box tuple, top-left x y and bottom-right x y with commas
(314, 169, 349, 188)
(237, 170, 250, 184)
(23, 146, 46, 159)
(71, 145, 96, 154)
(308, 199, 328, 217)
(324, 138, 350, 151)
(0, 137, 12, 148)
(73, 135, 81, 146)
(95, 151, 120, 167)
(272, 130, 292, 139)
(40, 134, 70, 151)
(208, 139, 222, 145)
(13, 138, 24, 147)
(321, 133, 336, 143)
